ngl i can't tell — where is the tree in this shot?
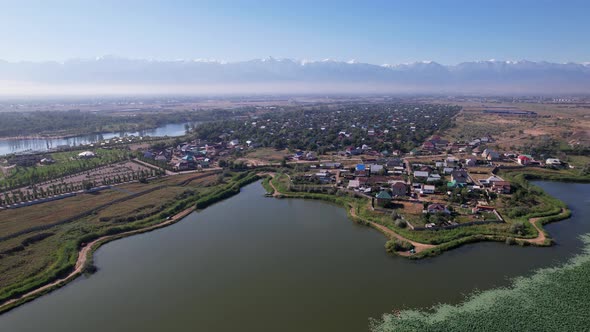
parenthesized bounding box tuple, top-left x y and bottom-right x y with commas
(83, 181, 94, 191)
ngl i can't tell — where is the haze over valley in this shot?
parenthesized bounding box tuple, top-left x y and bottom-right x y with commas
(2, 57, 590, 95)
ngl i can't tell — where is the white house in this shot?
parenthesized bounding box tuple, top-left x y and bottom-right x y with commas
(420, 184, 435, 195)
(414, 171, 429, 178)
(546, 158, 562, 165)
(347, 180, 360, 189)
(78, 151, 96, 159)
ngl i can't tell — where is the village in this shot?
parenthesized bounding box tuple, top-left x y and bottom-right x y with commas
(273, 132, 570, 231)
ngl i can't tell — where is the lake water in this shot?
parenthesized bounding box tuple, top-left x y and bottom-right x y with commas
(0, 181, 588, 332)
(0, 122, 189, 156)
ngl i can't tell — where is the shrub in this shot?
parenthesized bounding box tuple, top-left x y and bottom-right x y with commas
(385, 239, 413, 253)
(395, 219, 407, 229)
(509, 222, 526, 235)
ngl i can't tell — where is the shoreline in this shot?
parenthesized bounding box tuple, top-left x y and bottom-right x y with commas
(266, 174, 574, 259)
(0, 171, 259, 314)
(0, 205, 196, 314)
(0, 122, 192, 142)
(0, 172, 578, 314)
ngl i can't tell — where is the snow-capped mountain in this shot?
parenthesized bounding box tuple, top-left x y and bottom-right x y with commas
(1, 57, 589, 94)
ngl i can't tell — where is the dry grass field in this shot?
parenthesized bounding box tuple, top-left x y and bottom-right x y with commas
(444, 102, 590, 153)
(0, 171, 222, 295)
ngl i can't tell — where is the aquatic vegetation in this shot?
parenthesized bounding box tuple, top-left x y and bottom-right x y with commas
(370, 235, 590, 331)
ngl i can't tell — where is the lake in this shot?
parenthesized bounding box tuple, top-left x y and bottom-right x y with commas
(0, 122, 189, 156)
(0, 181, 588, 332)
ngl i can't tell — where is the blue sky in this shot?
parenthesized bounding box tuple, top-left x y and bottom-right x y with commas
(1, 0, 588, 64)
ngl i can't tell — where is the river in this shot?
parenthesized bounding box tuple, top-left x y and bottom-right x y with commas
(0, 122, 190, 156)
(0, 181, 588, 332)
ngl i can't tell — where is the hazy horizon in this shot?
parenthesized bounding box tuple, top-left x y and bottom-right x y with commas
(1, 0, 589, 96)
(1, 57, 590, 97)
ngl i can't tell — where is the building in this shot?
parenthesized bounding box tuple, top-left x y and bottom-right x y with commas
(545, 158, 562, 165)
(451, 170, 469, 184)
(375, 190, 392, 207)
(492, 181, 512, 194)
(427, 174, 442, 182)
(347, 180, 360, 189)
(414, 170, 429, 178)
(427, 203, 450, 214)
(370, 164, 384, 174)
(78, 151, 96, 159)
(517, 155, 532, 165)
(391, 182, 407, 197)
(420, 184, 435, 195)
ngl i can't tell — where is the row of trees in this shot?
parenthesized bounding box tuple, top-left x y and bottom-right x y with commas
(0, 169, 162, 206)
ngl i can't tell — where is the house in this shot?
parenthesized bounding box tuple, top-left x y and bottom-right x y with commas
(464, 158, 477, 167)
(427, 174, 442, 182)
(347, 180, 360, 189)
(175, 160, 193, 171)
(427, 203, 450, 214)
(369, 164, 384, 174)
(444, 157, 459, 168)
(229, 139, 240, 147)
(409, 148, 420, 156)
(419, 165, 434, 173)
(545, 158, 562, 165)
(367, 176, 390, 186)
(481, 149, 493, 159)
(293, 151, 305, 160)
(420, 184, 435, 195)
(155, 155, 168, 162)
(386, 158, 404, 168)
(517, 155, 532, 165)
(320, 162, 342, 169)
(78, 151, 96, 159)
(483, 175, 504, 185)
(391, 182, 407, 197)
(391, 166, 405, 175)
(414, 171, 429, 178)
(447, 180, 465, 189)
(451, 170, 469, 184)
(422, 141, 436, 150)
(492, 181, 512, 194)
(375, 190, 392, 206)
(486, 151, 500, 161)
(443, 167, 455, 174)
(355, 164, 366, 172)
(40, 157, 55, 165)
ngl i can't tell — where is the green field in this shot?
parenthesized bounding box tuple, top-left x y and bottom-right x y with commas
(1, 148, 132, 190)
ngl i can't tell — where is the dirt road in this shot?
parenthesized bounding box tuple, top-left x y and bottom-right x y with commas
(0, 206, 196, 311)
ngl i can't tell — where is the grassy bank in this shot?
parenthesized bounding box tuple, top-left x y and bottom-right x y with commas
(370, 234, 590, 331)
(0, 171, 257, 310)
(498, 167, 590, 183)
(269, 171, 574, 259)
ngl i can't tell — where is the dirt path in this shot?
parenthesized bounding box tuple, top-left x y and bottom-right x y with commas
(347, 203, 435, 256)
(263, 173, 435, 256)
(0, 206, 196, 311)
(514, 208, 566, 245)
(263, 174, 564, 257)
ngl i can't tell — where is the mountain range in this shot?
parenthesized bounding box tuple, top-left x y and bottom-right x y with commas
(1, 57, 590, 95)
